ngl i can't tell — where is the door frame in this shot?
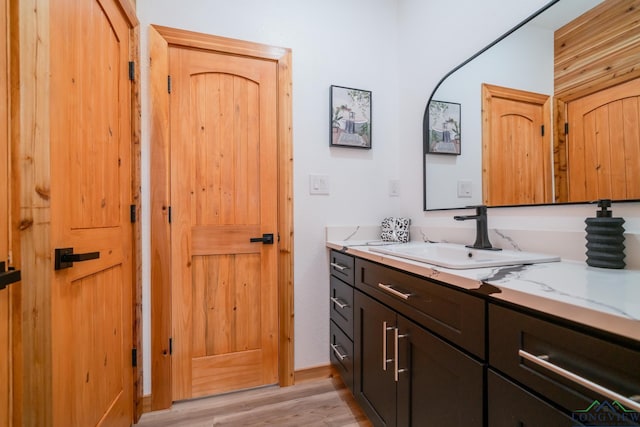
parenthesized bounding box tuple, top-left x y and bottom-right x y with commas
(149, 25, 294, 410)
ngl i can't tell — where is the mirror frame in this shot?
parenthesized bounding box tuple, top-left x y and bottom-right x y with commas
(422, 0, 564, 212)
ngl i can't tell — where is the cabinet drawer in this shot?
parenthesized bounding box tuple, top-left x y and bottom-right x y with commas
(330, 276, 354, 339)
(355, 258, 485, 358)
(330, 250, 354, 285)
(488, 370, 583, 426)
(330, 320, 354, 392)
(489, 304, 640, 416)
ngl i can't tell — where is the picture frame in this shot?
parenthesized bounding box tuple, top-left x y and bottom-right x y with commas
(330, 85, 372, 149)
(427, 100, 461, 155)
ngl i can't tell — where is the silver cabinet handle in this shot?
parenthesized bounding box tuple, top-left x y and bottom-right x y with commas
(382, 321, 394, 371)
(378, 283, 411, 300)
(394, 328, 409, 382)
(330, 262, 348, 271)
(330, 297, 349, 309)
(331, 344, 348, 361)
(519, 349, 640, 412)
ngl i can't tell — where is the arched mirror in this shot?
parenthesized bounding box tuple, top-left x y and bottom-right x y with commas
(423, 0, 640, 210)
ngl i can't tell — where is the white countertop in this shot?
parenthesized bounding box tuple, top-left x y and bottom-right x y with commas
(327, 240, 640, 343)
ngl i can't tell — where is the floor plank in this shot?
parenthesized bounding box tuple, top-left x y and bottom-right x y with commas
(136, 377, 372, 426)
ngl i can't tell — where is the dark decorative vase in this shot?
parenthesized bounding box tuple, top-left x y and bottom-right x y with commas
(585, 199, 625, 269)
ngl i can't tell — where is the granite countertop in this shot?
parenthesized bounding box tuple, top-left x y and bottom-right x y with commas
(326, 240, 640, 343)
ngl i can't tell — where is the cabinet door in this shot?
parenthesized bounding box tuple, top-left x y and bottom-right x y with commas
(354, 291, 397, 427)
(397, 316, 484, 427)
(488, 370, 584, 427)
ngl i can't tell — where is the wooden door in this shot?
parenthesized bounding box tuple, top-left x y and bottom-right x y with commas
(1, 0, 9, 421)
(566, 78, 640, 202)
(169, 45, 279, 400)
(482, 84, 552, 206)
(49, 0, 134, 424)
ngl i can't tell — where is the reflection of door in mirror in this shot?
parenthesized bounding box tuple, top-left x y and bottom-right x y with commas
(482, 84, 552, 206)
(563, 78, 640, 202)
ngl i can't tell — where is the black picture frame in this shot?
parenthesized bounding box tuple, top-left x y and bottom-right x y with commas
(427, 100, 461, 155)
(330, 85, 372, 149)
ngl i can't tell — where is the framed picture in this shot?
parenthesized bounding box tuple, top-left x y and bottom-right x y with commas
(427, 100, 461, 155)
(330, 85, 372, 149)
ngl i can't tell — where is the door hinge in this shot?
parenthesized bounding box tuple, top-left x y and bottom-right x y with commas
(168, 206, 172, 223)
(128, 61, 135, 81)
(565, 122, 569, 135)
(541, 125, 545, 137)
(132, 348, 137, 367)
(130, 204, 136, 223)
(168, 75, 172, 94)
(169, 338, 173, 355)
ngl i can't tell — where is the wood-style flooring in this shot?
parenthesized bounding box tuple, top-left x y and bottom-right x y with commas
(135, 376, 372, 427)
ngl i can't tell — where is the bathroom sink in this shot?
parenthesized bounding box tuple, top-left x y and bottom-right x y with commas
(369, 242, 560, 269)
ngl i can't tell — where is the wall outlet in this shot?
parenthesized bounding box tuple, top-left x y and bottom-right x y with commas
(389, 179, 400, 197)
(309, 174, 330, 195)
(457, 180, 472, 198)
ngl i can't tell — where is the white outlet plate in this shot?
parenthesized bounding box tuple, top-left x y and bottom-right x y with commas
(389, 179, 400, 197)
(457, 180, 472, 198)
(309, 174, 330, 195)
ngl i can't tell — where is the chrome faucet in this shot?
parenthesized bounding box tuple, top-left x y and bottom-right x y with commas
(453, 205, 500, 250)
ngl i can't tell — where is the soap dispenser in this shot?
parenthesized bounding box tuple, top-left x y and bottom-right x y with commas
(585, 199, 625, 269)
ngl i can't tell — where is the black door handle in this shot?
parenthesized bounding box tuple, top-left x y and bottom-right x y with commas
(0, 261, 21, 290)
(54, 247, 100, 270)
(249, 233, 274, 244)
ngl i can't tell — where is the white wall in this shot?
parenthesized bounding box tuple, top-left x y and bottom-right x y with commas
(138, 0, 640, 395)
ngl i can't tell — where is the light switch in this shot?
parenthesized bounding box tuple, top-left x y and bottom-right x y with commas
(309, 174, 330, 195)
(457, 180, 472, 198)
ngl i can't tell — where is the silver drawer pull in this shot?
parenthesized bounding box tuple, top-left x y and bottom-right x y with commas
(519, 350, 640, 412)
(330, 296, 349, 309)
(378, 283, 411, 300)
(330, 262, 348, 271)
(394, 329, 409, 382)
(331, 343, 349, 361)
(383, 321, 394, 371)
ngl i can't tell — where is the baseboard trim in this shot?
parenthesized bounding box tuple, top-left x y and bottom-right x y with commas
(142, 394, 152, 414)
(294, 364, 338, 383)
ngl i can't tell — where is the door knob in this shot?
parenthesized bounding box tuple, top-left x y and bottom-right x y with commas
(54, 247, 100, 270)
(249, 233, 274, 244)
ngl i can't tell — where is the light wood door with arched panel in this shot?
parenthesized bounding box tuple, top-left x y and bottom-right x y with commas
(565, 78, 640, 202)
(149, 26, 294, 410)
(169, 44, 279, 400)
(482, 84, 552, 206)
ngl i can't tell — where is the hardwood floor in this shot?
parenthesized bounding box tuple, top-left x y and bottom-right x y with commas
(136, 376, 372, 426)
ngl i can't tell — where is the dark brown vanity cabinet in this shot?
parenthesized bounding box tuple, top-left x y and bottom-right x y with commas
(330, 251, 640, 426)
(488, 303, 640, 426)
(353, 258, 484, 427)
(329, 250, 355, 391)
